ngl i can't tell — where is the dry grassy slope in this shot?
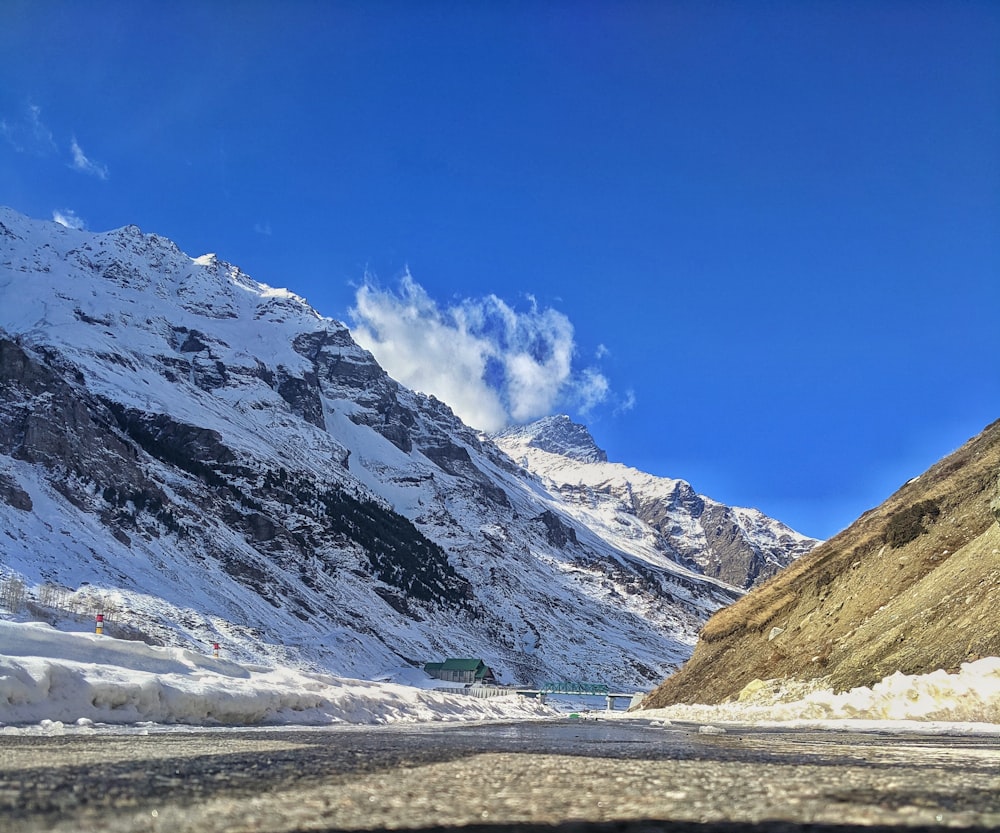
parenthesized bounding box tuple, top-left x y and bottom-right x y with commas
(643, 418, 1000, 707)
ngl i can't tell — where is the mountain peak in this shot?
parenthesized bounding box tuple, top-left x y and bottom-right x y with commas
(492, 414, 608, 464)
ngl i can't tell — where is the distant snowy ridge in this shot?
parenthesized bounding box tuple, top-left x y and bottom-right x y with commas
(493, 415, 819, 589)
(0, 208, 813, 689)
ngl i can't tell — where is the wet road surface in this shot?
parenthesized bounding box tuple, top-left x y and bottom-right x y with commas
(1, 718, 998, 832)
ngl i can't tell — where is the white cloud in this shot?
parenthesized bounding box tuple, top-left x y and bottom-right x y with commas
(350, 274, 508, 431)
(52, 209, 86, 230)
(576, 368, 611, 413)
(70, 137, 108, 179)
(349, 273, 611, 432)
(254, 221, 273, 236)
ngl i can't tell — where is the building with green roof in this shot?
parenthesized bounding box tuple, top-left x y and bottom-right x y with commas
(423, 658, 496, 685)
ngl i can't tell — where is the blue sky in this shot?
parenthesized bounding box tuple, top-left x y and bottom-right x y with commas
(1, 1, 998, 540)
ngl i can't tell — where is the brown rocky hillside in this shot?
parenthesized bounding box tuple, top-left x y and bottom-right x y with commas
(642, 418, 1000, 708)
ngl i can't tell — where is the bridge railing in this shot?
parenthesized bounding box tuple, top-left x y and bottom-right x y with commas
(536, 681, 611, 695)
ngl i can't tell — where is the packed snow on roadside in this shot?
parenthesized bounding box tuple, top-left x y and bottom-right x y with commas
(0, 621, 556, 732)
(631, 658, 1000, 735)
(5, 620, 999, 738)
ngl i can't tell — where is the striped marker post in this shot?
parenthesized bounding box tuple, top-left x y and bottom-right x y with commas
(95, 613, 104, 635)
(213, 642, 220, 658)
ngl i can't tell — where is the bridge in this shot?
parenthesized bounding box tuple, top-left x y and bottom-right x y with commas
(515, 681, 644, 711)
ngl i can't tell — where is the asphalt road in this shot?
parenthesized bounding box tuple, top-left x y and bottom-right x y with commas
(1, 718, 999, 833)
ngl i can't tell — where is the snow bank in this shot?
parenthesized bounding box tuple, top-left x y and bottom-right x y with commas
(638, 658, 1000, 730)
(6, 620, 998, 735)
(0, 622, 556, 728)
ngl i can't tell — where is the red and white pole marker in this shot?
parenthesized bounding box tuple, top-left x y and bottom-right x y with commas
(95, 613, 104, 635)
(213, 642, 220, 658)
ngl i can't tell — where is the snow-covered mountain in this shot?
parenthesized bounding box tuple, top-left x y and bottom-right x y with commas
(0, 209, 815, 688)
(493, 416, 818, 589)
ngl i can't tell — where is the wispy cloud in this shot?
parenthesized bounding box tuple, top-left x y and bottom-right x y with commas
(614, 388, 637, 416)
(349, 273, 611, 432)
(2, 105, 111, 182)
(254, 221, 273, 236)
(70, 137, 108, 179)
(0, 103, 56, 154)
(52, 209, 86, 230)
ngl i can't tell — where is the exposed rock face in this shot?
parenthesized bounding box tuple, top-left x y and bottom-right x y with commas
(698, 503, 773, 587)
(0, 338, 138, 486)
(537, 509, 579, 549)
(504, 414, 609, 464)
(0, 471, 31, 511)
(643, 419, 1000, 707)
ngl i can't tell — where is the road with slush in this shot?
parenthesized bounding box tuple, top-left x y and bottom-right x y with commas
(2, 718, 999, 832)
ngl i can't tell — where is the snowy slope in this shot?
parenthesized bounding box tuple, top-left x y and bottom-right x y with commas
(0, 209, 806, 688)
